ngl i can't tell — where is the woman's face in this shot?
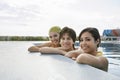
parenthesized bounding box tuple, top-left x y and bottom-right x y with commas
(60, 33, 74, 50)
(79, 32, 99, 54)
(49, 32, 60, 45)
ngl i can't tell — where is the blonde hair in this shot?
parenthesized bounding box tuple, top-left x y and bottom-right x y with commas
(49, 26, 61, 34)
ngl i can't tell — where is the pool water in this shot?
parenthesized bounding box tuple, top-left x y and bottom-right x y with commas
(99, 41, 120, 60)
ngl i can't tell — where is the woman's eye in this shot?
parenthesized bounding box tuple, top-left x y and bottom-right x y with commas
(49, 36, 52, 39)
(61, 38, 65, 40)
(67, 37, 71, 40)
(86, 39, 91, 41)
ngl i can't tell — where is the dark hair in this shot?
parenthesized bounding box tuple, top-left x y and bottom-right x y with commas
(59, 27, 76, 43)
(78, 27, 101, 47)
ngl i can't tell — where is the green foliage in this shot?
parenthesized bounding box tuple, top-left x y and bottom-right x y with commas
(0, 36, 49, 41)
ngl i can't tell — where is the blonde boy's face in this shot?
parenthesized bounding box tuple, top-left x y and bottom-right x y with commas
(79, 32, 99, 54)
(49, 32, 60, 45)
(60, 33, 74, 49)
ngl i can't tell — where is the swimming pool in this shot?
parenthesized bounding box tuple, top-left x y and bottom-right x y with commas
(0, 41, 120, 77)
(1, 41, 119, 80)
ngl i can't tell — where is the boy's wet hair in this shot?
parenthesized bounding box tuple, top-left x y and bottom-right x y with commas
(59, 27, 76, 43)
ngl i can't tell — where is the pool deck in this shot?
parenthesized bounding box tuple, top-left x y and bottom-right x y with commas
(0, 41, 120, 80)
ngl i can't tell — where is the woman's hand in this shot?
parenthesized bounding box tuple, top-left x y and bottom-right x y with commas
(65, 50, 80, 60)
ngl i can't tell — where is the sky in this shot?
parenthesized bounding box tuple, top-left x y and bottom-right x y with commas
(0, 0, 120, 36)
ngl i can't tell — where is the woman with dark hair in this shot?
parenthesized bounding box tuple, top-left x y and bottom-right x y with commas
(65, 27, 108, 71)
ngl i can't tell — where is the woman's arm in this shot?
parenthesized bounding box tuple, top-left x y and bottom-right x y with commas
(28, 42, 51, 52)
(65, 49, 83, 60)
(76, 54, 108, 71)
(28, 46, 40, 52)
(39, 47, 66, 55)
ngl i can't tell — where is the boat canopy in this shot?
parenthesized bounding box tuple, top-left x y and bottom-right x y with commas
(103, 29, 120, 36)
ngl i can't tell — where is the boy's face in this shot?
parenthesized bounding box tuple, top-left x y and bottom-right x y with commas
(60, 33, 74, 50)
